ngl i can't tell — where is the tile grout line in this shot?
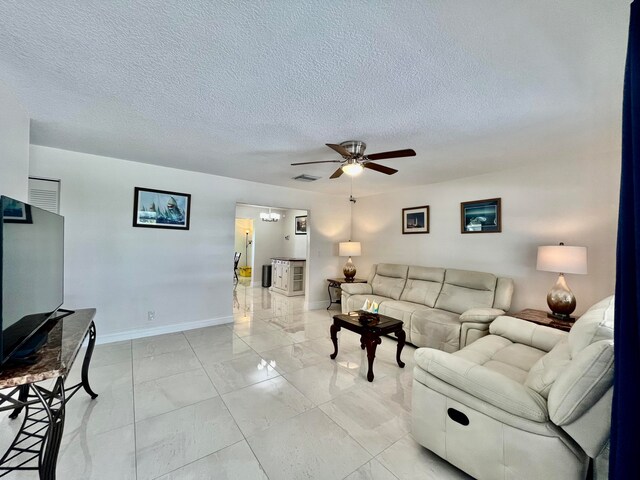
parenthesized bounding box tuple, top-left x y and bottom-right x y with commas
(191, 321, 273, 480)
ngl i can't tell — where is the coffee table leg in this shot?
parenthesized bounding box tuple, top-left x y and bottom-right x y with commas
(330, 323, 341, 359)
(360, 335, 365, 350)
(364, 334, 382, 382)
(396, 329, 406, 368)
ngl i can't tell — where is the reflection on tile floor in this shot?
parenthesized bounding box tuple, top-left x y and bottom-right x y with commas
(0, 280, 471, 479)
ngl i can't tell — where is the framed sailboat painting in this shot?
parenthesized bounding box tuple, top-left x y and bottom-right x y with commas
(133, 187, 191, 230)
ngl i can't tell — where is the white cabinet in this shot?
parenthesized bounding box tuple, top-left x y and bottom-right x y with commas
(270, 258, 305, 296)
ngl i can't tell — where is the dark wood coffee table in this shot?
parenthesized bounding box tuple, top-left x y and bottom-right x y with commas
(330, 312, 406, 382)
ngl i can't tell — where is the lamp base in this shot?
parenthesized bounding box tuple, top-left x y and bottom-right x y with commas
(546, 273, 577, 319)
(343, 257, 356, 280)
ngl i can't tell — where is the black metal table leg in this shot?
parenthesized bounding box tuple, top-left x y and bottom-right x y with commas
(8, 385, 29, 419)
(34, 377, 66, 480)
(81, 322, 98, 399)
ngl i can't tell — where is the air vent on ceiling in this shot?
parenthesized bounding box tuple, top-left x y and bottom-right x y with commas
(292, 174, 321, 182)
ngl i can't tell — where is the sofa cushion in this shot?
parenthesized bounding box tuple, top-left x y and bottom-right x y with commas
(434, 269, 496, 315)
(568, 295, 614, 357)
(460, 307, 505, 323)
(377, 300, 421, 333)
(525, 340, 572, 399)
(399, 266, 445, 307)
(454, 335, 545, 384)
(548, 339, 614, 425)
(494, 277, 515, 311)
(370, 264, 408, 300)
(411, 308, 461, 352)
(490, 316, 567, 352)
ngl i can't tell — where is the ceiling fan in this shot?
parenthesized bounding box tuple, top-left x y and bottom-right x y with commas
(291, 141, 416, 179)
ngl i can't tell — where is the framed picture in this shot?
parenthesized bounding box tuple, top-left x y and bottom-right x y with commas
(402, 205, 429, 234)
(133, 187, 191, 230)
(2, 198, 32, 224)
(461, 198, 501, 233)
(295, 215, 307, 235)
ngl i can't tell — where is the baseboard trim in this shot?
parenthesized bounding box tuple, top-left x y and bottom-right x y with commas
(94, 315, 234, 345)
(305, 300, 330, 311)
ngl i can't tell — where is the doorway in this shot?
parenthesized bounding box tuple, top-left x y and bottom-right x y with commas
(235, 204, 308, 288)
(234, 218, 254, 285)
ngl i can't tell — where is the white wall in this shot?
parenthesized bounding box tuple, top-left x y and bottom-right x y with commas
(29, 145, 349, 341)
(0, 81, 29, 201)
(282, 208, 308, 259)
(353, 152, 620, 315)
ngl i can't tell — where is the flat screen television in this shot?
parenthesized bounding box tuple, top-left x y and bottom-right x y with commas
(0, 196, 64, 365)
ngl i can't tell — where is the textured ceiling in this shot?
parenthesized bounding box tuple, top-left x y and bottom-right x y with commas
(0, 1, 630, 196)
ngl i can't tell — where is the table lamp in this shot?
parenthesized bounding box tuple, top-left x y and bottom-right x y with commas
(339, 241, 361, 281)
(536, 243, 587, 320)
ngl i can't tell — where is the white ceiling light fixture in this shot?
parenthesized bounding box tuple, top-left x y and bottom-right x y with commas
(260, 208, 280, 222)
(341, 160, 364, 177)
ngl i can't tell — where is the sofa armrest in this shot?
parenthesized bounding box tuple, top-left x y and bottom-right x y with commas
(489, 316, 567, 352)
(414, 348, 548, 422)
(459, 307, 505, 324)
(340, 283, 372, 295)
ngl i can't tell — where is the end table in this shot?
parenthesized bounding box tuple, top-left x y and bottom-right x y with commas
(509, 308, 575, 332)
(326, 278, 367, 310)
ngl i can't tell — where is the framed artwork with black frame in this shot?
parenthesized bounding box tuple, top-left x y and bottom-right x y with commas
(460, 198, 501, 234)
(295, 215, 307, 235)
(2, 198, 32, 224)
(133, 187, 191, 230)
(402, 205, 429, 234)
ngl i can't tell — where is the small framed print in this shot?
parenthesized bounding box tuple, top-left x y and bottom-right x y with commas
(402, 206, 429, 234)
(461, 198, 501, 233)
(133, 187, 191, 230)
(2, 198, 32, 224)
(295, 215, 307, 235)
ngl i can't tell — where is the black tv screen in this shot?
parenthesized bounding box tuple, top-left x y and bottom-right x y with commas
(0, 196, 64, 364)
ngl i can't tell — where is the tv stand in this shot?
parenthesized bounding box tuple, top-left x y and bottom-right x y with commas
(0, 308, 98, 479)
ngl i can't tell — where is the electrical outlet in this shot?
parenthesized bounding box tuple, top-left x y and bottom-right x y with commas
(148, 311, 155, 322)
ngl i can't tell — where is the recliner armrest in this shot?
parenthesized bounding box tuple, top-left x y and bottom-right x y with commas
(490, 316, 567, 352)
(340, 283, 372, 295)
(459, 307, 505, 324)
(414, 348, 548, 422)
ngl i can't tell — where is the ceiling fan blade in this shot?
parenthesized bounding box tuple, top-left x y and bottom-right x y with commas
(363, 162, 398, 175)
(326, 143, 352, 157)
(366, 149, 416, 161)
(290, 160, 342, 166)
(329, 167, 344, 179)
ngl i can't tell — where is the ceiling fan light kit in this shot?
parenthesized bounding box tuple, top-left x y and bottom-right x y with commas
(291, 140, 416, 179)
(341, 160, 364, 176)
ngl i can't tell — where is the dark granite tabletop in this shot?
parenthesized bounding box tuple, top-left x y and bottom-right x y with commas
(0, 308, 96, 388)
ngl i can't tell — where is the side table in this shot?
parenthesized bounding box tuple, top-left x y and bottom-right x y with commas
(326, 278, 367, 310)
(509, 308, 575, 332)
(0, 308, 98, 479)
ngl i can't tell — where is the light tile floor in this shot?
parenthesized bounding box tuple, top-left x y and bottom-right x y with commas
(0, 280, 471, 479)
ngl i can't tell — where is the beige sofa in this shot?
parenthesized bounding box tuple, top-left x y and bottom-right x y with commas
(412, 296, 614, 480)
(340, 264, 514, 351)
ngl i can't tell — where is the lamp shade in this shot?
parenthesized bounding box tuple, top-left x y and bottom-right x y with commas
(339, 241, 361, 257)
(537, 245, 587, 274)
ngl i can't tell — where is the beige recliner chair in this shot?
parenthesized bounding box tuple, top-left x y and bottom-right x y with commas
(412, 296, 614, 480)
